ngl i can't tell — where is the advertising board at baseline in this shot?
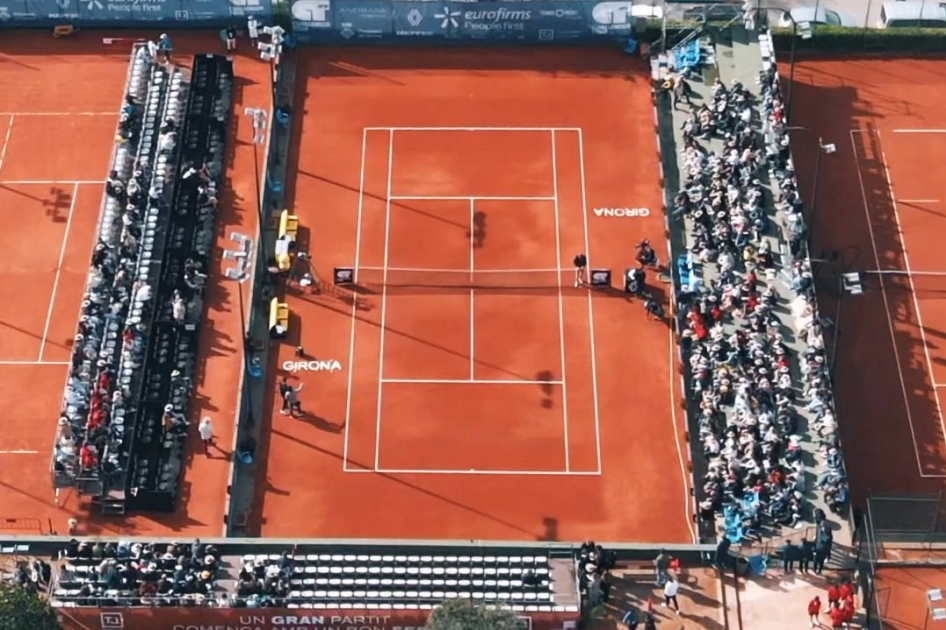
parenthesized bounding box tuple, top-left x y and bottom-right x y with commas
(64, 607, 577, 630)
(290, 0, 655, 44)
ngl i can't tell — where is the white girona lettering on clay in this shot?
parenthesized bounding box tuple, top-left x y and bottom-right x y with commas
(282, 360, 343, 373)
(593, 207, 650, 217)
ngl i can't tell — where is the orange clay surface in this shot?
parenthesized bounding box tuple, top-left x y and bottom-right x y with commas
(787, 59, 946, 505)
(0, 32, 267, 537)
(874, 567, 946, 630)
(251, 48, 695, 543)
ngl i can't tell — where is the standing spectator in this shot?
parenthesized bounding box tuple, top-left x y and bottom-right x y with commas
(799, 538, 814, 573)
(715, 536, 732, 573)
(839, 579, 854, 604)
(662, 577, 680, 613)
(807, 595, 822, 628)
(782, 538, 798, 573)
(654, 549, 671, 586)
(247, 15, 260, 47)
(814, 535, 831, 574)
(225, 25, 237, 51)
(827, 582, 841, 608)
(157, 33, 173, 64)
(198, 417, 214, 455)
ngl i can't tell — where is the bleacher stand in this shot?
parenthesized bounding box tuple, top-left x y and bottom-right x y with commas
(53, 539, 220, 607)
(53, 48, 235, 517)
(232, 553, 560, 610)
(124, 54, 233, 513)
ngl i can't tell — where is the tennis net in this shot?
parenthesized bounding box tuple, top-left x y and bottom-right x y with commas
(350, 266, 573, 291)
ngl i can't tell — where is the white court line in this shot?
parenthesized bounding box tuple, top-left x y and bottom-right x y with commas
(38, 183, 79, 363)
(0, 450, 39, 455)
(381, 378, 564, 385)
(892, 129, 946, 134)
(0, 361, 69, 366)
(0, 180, 105, 185)
(0, 115, 13, 175)
(0, 112, 113, 117)
(342, 127, 369, 473)
(469, 198, 475, 381)
(864, 269, 946, 276)
(576, 129, 604, 477)
(550, 130, 571, 473)
(347, 468, 601, 476)
(850, 129, 945, 478)
(898, 199, 941, 203)
(388, 195, 556, 202)
(368, 126, 583, 133)
(879, 133, 946, 476)
(373, 130, 394, 471)
(357, 266, 566, 274)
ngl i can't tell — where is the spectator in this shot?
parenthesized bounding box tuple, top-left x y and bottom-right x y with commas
(654, 549, 671, 586)
(198, 417, 214, 455)
(781, 538, 798, 573)
(808, 595, 822, 628)
(662, 576, 680, 613)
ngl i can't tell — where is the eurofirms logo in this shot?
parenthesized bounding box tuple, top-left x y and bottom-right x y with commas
(434, 3, 532, 31)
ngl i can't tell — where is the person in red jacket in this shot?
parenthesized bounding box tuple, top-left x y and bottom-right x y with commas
(827, 583, 841, 607)
(807, 595, 822, 627)
(839, 580, 854, 602)
(841, 599, 855, 627)
(829, 604, 845, 630)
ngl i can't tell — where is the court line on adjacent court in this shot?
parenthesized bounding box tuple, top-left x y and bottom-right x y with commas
(469, 198, 476, 381)
(576, 128, 604, 479)
(38, 182, 79, 363)
(373, 130, 395, 471)
(0, 361, 69, 366)
(850, 129, 946, 478)
(367, 126, 583, 133)
(380, 378, 565, 385)
(892, 129, 946, 134)
(0, 180, 105, 185)
(346, 468, 600, 476)
(0, 115, 13, 175)
(342, 127, 369, 472)
(550, 130, 571, 474)
(356, 266, 567, 274)
(878, 131, 946, 476)
(898, 199, 941, 203)
(0, 112, 113, 117)
(0, 450, 39, 455)
(388, 195, 556, 202)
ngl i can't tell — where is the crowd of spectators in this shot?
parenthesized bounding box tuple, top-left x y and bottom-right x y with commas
(53, 44, 191, 488)
(55, 539, 220, 606)
(671, 65, 847, 544)
(759, 53, 849, 516)
(577, 540, 616, 607)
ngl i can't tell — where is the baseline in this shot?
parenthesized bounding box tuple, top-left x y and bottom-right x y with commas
(380, 378, 564, 385)
(389, 195, 556, 201)
(367, 126, 583, 132)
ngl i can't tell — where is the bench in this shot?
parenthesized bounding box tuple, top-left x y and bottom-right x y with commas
(269, 297, 289, 339)
(276, 209, 299, 272)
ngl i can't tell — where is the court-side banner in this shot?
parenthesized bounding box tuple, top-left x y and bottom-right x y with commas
(0, 0, 272, 28)
(290, 0, 651, 44)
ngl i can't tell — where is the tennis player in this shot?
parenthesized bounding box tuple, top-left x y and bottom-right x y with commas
(573, 253, 588, 287)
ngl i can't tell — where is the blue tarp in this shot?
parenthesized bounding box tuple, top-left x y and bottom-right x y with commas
(0, 0, 272, 27)
(290, 1, 648, 44)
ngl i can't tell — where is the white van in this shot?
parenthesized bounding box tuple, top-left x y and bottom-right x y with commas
(879, 1, 946, 28)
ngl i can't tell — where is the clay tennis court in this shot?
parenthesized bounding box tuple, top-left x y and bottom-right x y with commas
(788, 59, 946, 503)
(0, 32, 267, 536)
(252, 48, 695, 543)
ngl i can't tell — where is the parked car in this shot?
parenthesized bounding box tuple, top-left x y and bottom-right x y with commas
(777, 6, 858, 27)
(878, 1, 946, 27)
(683, 2, 743, 22)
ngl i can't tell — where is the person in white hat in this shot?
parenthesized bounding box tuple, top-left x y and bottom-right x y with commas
(198, 417, 214, 455)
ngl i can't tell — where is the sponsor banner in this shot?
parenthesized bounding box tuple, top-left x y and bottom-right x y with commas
(291, 0, 645, 43)
(593, 207, 650, 217)
(63, 607, 576, 630)
(282, 359, 343, 372)
(0, 0, 272, 27)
